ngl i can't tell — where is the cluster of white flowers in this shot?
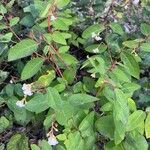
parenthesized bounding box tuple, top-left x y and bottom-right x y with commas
(93, 48, 99, 53)
(16, 100, 25, 108)
(9, 80, 13, 84)
(86, 55, 90, 59)
(133, 0, 140, 5)
(22, 84, 33, 96)
(50, 15, 57, 21)
(124, 24, 131, 33)
(16, 83, 33, 108)
(47, 133, 58, 146)
(91, 73, 96, 78)
(91, 32, 102, 41)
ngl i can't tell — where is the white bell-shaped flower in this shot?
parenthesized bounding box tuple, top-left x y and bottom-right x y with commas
(124, 24, 130, 33)
(51, 15, 57, 21)
(91, 32, 102, 41)
(48, 134, 58, 146)
(91, 73, 96, 78)
(16, 100, 25, 108)
(133, 0, 140, 5)
(95, 36, 102, 41)
(9, 80, 13, 83)
(86, 55, 90, 59)
(22, 84, 33, 96)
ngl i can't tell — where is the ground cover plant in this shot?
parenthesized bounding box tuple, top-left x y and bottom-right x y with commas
(0, 0, 150, 149)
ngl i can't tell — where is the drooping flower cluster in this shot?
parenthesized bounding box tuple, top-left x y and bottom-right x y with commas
(16, 83, 33, 107)
(22, 83, 33, 96)
(133, 0, 139, 5)
(16, 100, 25, 108)
(51, 15, 57, 21)
(91, 32, 102, 41)
(47, 133, 59, 146)
(91, 73, 96, 78)
(47, 123, 59, 146)
(16, 95, 27, 108)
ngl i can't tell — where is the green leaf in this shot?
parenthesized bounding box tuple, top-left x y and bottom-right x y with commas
(105, 141, 124, 150)
(46, 89, 76, 125)
(85, 43, 107, 54)
(25, 94, 49, 114)
(0, 43, 8, 56)
(121, 52, 140, 79)
(46, 87, 62, 110)
(123, 132, 148, 150)
(57, 134, 67, 141)
(128, 98, 137, 112)
(0, 32, 13, 42)
(43, 111, 54, 130)
(56, 145, 66, 150)
(103, 86, 115, 101)
(110, 22, 124, 35)
(101, 102, 113, 112)
(43, 33, 52, 43)
(0, 96, 5, 105)
(140, 43, 150, 52)
(21, 57, 44, 80)
(52, 31, 67, 45)
(140, 23, 150, 36)
(68, 94, 99, 106)
(64, 131, 85, 150)
(37, 70, 56, 87)
(111, 66, 130, 82)
(0, 5, 7, 14)
(127, 110, 146, 131)
(113, 89, 129, 145)
(0, 144, 5, 150)
(59, 46, 70, 53)
(9, 17, 20, 26)
(83, 56, 106, 75)
(82, 24, 105, 39)
(61, 32, 72, 39)
(51, 19, 69, 31)
(7, 134, 29, 150)
(5, 83, 14, 97)
(31, 144, 40, 150)
(40, 3, 52, 18)
(145, 113, 150, 138)
(54, 83, 66, 92)
(95, 115, 114, 140)
(63, 67, 77, 84)
(79, 112, 95, 137)
(122, 40, 139, 49)
(0, 70, 9, 83)
(55, 0, 70, 8)
(55, 101, 75, 125)
(73, 82, 83, 93)
(20, 14, 35, 27)
(121, 82, 140, 97)
(95, 77, 105, 88)
(7, 97, 33, 125)
(40, 140, 52, 150)
(137, 120, 145, 135)
(0, 116, 10, 133)
(59, 53, 78, 66)
(8, 39, 38, 61)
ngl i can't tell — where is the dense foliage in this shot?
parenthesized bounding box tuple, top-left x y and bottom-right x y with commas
(0, 0, 150, 149)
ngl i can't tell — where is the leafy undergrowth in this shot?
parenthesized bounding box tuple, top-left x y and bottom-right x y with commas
(0, 0, 150, 150)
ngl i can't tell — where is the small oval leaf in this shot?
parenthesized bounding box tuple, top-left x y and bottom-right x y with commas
(8, 39, 38, 61)
(21, 57, 44, 80)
